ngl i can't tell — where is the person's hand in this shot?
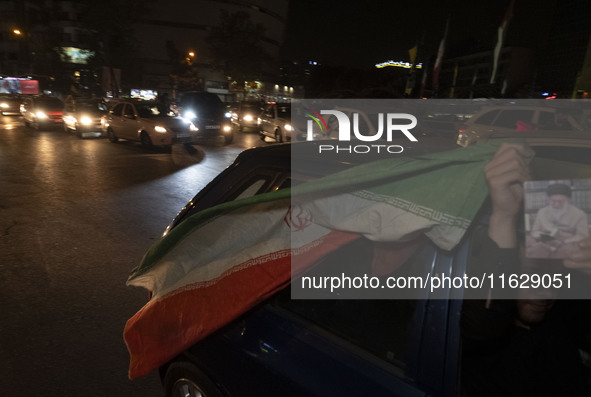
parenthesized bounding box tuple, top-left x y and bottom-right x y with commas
(563, 237, 591, 279)
(484, 143, 533, 248)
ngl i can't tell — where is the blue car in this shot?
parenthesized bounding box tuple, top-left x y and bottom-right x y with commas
(149, 137, 591, 397)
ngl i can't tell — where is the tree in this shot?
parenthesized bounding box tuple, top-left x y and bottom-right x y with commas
(208, 11, 271, 91)
(166, 40, 203, 93)
(78, 0, 155, 93)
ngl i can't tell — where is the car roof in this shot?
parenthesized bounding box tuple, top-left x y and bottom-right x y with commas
(473, 105, 581, 113)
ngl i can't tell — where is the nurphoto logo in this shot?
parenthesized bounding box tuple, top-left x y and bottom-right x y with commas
(302, 106, 419, 154)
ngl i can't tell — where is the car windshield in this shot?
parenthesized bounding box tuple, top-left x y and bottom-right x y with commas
(135, 103, 170, 118)
(36, 98, 63, 110)
(277, 105, 291, 118)
(241, 102, 261, 111)
(78, 101, 108, 112)
(180, 94, 223, 109)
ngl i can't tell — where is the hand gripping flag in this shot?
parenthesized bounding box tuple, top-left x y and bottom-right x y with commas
(124, 142, 501, 379)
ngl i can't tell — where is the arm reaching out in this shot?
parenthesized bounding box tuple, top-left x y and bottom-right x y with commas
(484, 143, 533, 248)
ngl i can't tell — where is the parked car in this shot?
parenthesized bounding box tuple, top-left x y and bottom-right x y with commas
(20, 95, 64, 129)
(258, 102, 292, 142)
(62, 96, 109, 138)
(456, 105, 584, 146)
(231, 100, 263, 132)
(0, 94, 22, 116)
(102, 99, 198, 148)
(173, 91, 233, 144)
(147, 135, 591, 397)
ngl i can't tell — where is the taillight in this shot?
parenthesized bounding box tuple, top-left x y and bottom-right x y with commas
(458, 124, 467, 135)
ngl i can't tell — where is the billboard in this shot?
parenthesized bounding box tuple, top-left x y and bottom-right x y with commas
(0, 78, 39, 94)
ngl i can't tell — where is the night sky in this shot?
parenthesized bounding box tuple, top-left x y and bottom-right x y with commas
(281, 0, 555, 69)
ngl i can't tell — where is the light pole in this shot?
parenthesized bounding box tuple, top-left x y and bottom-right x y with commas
(12, 28, 32, 75)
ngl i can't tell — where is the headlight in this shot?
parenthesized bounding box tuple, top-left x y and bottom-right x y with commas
(184, 111, 196, 119)
(36, 111, 48, 119)
(243, 114, 253, 121)
(154, 125, 167, 133)
(79, 116, 93, 125)
(0, 103, 8, 108)
(225, 112, 232, 118)
(189, 123, 198, 132)
(223, 125, 232, 132)
(284, 124, 293, 131)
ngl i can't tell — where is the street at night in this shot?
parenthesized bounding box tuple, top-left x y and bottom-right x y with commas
(0, 118, 263, 396)
(2, 0, 591, 396)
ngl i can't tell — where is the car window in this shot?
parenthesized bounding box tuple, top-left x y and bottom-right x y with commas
(232, 178, 268, 200)
(275, 237, 423, 375)
(124, 104, 135, 118)
(264, 105, 274, 118)
(111, 103, 124, 116)
(538, 110, 574, 130)
(277, 105, 291, 118)
(473, 109, 499, 125)
(493, 110, 534, 129)
(180, 169, 289, 223)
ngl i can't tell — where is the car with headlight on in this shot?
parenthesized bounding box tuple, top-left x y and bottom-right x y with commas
(20, 95, 64, 129)
(456, 105, 584, 147)
(231, 100, 263, 132)
(174, 91, 233, 144)
(62, 96, 109, 138)
(102, 99, 198, 148)
(258, 102, 292, 142)
(0, 94, 22, 116)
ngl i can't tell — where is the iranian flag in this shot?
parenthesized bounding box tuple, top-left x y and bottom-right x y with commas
(124, 143, 499, 379)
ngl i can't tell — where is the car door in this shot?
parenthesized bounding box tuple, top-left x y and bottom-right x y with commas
(120, 103, 139, 139)
(186, 236, 459, 397)
(107, 102, 125, 136)
(21, 98, 33, 122)
(259, 103, 276, 138)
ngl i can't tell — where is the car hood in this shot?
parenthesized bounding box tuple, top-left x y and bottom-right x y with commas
(141, 116, 193, 128)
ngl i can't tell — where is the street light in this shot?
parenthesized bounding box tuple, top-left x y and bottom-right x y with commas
(13, 29, 22, 36)
(186, 51, 195, 65)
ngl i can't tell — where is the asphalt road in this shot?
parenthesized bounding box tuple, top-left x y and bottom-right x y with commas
(0, 117, 266, 396)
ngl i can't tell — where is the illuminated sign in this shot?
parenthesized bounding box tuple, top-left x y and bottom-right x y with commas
(61, 47, 94, 64)
(375, 60, 423, 69)
(130, 89, 157, 100)
(0, 78, 39, 94)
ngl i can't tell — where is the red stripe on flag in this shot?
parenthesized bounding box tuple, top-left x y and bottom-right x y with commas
(124, 230, 360, 379)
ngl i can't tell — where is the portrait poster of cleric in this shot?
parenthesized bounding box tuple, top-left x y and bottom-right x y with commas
(525, 179, 591, 259)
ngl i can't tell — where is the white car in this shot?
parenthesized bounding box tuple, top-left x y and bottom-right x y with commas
(103, 100, 198, 147)
(457, 105, 584, 147)
(258, 102, 292, 142)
